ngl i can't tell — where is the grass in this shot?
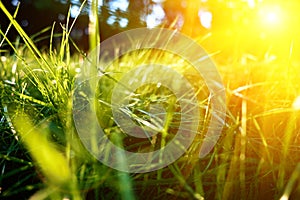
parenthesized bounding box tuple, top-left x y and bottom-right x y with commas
(1, 1, 300, 200)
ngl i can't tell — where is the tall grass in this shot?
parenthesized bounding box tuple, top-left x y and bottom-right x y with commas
(1, 1, 300, 200)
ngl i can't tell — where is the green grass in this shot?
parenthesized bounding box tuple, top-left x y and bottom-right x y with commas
(1, 1, 300, 200)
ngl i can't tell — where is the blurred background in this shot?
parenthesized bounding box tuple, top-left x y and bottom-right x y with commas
(1, 0, 300, 62)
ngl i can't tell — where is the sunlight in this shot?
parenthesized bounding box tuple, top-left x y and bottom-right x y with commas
(265, 12, 279, 24)
(70, 4, 80, 18)
(146, 4, 165, 28)
(199, 10, 212, 29)
(259, 5, 283, 27)
(247, 0, 255, 9)
(109, 0, 129, 12)
(292, 96, 300, 110)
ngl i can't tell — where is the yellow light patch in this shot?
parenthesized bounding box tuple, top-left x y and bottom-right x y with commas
(292, 96, 300, 110)
(13, 115, 72, 186)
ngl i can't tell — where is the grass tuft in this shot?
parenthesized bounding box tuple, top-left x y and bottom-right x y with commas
(1, 1, 300, 200)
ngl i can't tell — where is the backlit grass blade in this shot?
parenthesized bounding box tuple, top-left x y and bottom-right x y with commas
(89, 0, 100, 51)
(13, 114, 73, 187)
(0, 1, 19, 47)
(0, 1, 53, 75)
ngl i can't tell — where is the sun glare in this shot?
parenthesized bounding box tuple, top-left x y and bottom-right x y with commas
(259, 6, 283, 27)
(265, 11, 279, 24)
(292, 96, 300, 110)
